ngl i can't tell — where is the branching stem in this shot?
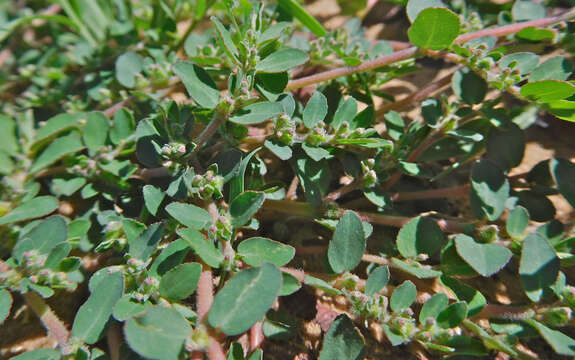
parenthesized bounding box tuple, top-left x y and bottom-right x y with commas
(286, 9, 575, 91)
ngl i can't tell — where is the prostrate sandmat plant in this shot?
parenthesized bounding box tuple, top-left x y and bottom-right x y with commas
(1, 0, 575, 359)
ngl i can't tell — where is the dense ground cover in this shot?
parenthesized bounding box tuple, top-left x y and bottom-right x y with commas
(1, 0, 575, 359)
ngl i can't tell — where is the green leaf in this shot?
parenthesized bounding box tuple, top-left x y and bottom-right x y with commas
(437, 301, 467, 328)
(507, 206, 529, 238)
(208, 263, 282, 335)
(331, 97, 357, 130)
(551, 158, 575, 208)
(230, 191, 265, 228)
(0, 115, 18, 156)
(391, 258, 442, 279)
(177, 228, 223, 268)
(319, 314, 365, 360)
(115, 52, 143, 88)
(328, 211, 366, 273)
(277, 0, 327, 37)
(13, 216, 67, 262)
(165, 202, 211, 230)
(159, 262, 202, 301)
(294, 152, 331, 207)
(128, 223, 164, 261)
(454, 234, 512, 277)
(125, 306, 192, 360)
(27, 282, 54, 298)
(406, 0, 446, 22)
(337, 0, 367, 15)
(212, 17, 240, 62)
(0, 289, 12, 325)
(512, 0, 545, 22)
(256, 48, 308, 73)
(545, 100, 575, 122)
(530, 56, 573, 82)
(10, 349, 61, 360)
(228, 343, 244, 360)
(521, 80, 575, 103)
(407, 8, 460, 50)
(520, 233, 560, 302)
(390, 280, 417, 313)
(440, 275, 486, 317)
(517, 27, 555, 42)
(229, 102, 284, 125)
(237, 237, 295, 267)
(83, 112, 110, 152)
(499, 52, 539, 75)
(279, 272, 301, 296)
(452, 68, 487, 105)
(229, 147, 261, 202)
(32, 113, 81, 149)
(51, 177, 86, 197)
(247, 350, 263, 360)
(0, 151, 14, 175)
(396, 216, 445, 259)
(526, 319, 575, 356)
(384, 111, 405, 140)
(470, 160, 510, 221)
(365, 266, 390, 296)
(173, 61, 220, 109)
(419, 293, 448, 323)
(113, 295, 150, 321)
(263, 309, 297, 340)
(143, 185, 165, 216)
(30, 133, 85, 174)
(421, 98, 443, 126)
(149, 239, 189, 278)
(382, 324, 408, 346)
(0, 196, 58, 226)
(363, 188, 390, 208)
(72, 271, 123, 344)
(304, 275, 341, 295)
(350, 106, 374, 130)
(255, 72, 288, 95)
(444, 336, 489, 356)
(110, 108, 135, 145)
(264, 139, 292, 160)
(259, 22, 290, 44)
(303, 91, 328, 128)
(516, 190, 555, 222)
(335, 137, 393, 150)
(486, 122, 525, 170)
(302, 143, 331, 162)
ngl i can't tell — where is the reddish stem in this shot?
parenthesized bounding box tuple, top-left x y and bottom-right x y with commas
(375, 68, 458, 116)
(249, 322, 264, 352)
(325, 181, 358, 202)
(391, 184, 470, 201)
(286, 8, 575, 91)
(286, 47, 419, 91)
(263, 200, 471, 232)
(353, 209, 470, 233)
(24, 292, 71, 354)
(286, 176, 300, 201)
(453, 8, 575, 44)
(476, 304, 533, 320)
